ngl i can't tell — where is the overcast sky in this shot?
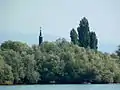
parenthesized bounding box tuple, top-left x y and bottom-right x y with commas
(0, 0, 120, 53)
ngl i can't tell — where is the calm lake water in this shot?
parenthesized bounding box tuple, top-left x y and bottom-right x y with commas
(0, 84, 120, 90)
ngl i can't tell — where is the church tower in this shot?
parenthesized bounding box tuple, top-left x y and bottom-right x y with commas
(39, 27, 43, 45)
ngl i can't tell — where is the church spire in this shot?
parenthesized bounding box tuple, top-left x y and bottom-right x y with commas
(39, 27, 43, 46)
(40, 27, 42, 36)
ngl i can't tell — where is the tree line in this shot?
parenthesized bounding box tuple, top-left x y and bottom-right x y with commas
(0, 39, 120, 84)
(0, 17, 120, 84)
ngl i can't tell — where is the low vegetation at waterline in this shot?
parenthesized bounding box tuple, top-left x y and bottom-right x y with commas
(0, 39, 120, 84)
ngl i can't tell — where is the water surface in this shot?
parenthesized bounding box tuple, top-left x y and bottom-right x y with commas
(0, 84, 120, 90)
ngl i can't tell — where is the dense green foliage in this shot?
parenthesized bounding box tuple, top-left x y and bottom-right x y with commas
(0, 40, 120, 84)
(70, 17, 98, 50)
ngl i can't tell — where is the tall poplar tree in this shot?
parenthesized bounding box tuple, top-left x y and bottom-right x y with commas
(70, 28, 78, 45)
(89, 32, 98, 50)
(116, 45, 120, 57)
(77, 17, 90, 48)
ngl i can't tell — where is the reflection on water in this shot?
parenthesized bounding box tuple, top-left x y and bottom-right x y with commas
(0, 84, 120, 90)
